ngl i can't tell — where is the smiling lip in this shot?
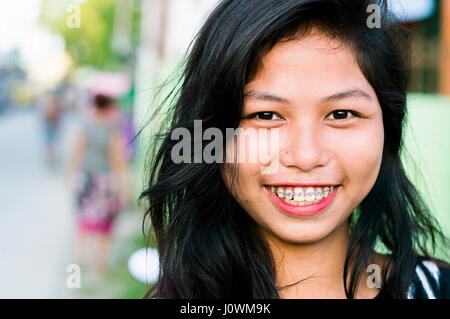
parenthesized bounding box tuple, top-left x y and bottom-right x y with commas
(265, 186, 339, 217)
(266, 183, 338, 187)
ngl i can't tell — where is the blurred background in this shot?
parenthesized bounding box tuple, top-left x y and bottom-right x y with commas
(0, 0, 448, 298)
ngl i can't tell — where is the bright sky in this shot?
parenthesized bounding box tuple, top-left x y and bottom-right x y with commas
(0, 0, 71, 89)
(0, 0, 65, 69)
(390, 0, 435, 21)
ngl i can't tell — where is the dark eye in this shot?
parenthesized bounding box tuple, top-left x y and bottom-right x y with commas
(326, 110, 357, 120)
(247, 112, 282, 120)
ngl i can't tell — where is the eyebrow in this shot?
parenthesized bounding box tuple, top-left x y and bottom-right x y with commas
(243, 88, 373, 104)
(321, 88, 373, 103)
(243, 91, 290, 103)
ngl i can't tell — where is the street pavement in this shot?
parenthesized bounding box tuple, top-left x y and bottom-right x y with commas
(0, 108, 79, 298)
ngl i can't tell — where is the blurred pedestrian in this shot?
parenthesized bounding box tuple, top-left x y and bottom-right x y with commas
(65, 93, 131, 278)
(42, 95, 62, 167)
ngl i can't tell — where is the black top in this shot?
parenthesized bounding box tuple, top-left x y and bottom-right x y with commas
(406, 257, 450, 299)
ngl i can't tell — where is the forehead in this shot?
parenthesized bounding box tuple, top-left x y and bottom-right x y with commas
(245, 33, 376, 102)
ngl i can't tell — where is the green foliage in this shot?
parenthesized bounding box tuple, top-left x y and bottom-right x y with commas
(39, 0, 140, 70)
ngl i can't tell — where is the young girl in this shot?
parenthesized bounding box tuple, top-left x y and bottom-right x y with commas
(140, 0, 450, 298)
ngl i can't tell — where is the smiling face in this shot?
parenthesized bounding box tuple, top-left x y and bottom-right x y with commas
(221, 32, 384, 246)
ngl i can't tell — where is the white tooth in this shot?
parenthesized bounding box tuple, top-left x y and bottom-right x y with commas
(284, 187, 294, 200)
(270, 186, 276, 193)
(294, 200, 304, 206)
(315, 187, 323, 200)
(294, 187, 305, 201)
(276, 187, 285, 198)
(305, 187, 315, 201)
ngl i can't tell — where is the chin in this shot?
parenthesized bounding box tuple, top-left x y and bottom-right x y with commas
(263, 223, 336, 245)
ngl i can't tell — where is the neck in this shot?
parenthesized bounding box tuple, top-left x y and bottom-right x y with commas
(265, 221, 354, 298)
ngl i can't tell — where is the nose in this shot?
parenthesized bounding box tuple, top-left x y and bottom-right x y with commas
(278, 121, 328, 172)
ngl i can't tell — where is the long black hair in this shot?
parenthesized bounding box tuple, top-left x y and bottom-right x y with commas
(139, 0, 449, 298)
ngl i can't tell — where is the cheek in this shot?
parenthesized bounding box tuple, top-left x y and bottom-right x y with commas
(331, 123, 384, 188)
(227, 127, 278, 166)
(224, 125, 277, 179)
(220, 163, 263, 217)
(221, 137, 264, 203)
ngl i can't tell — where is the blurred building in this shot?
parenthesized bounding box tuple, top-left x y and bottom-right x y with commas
(440, 0, 450, 95)
(397, 0, 450, 95)
(133, 0, 219, 131)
